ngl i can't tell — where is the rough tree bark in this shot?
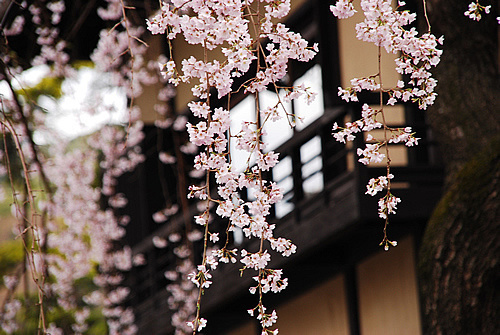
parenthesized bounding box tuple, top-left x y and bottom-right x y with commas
(418, 0, 500, 334)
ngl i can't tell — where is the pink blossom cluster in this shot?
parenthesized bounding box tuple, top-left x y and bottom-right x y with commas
(149, 0, 316, 99)
(88, 123, 145, 196)
(28, 2, 72, 77)
(338, 76, 380, 102)
(249, 268, 288, 295)
(241, 249, 271, 270)
(148, 1, 255, 97)
(464, 1, 492, 21)
(91, 26, 157, 98)
(166, 255, 199, 334)
(0, 299, 21, 334)
(86, 125, 144, 334)
(378, 193, 401, 219)
(186, 317, 207, 332)
(146, 0, 317, 332)
(330, 0, 357, 19)
(332, 104, 383, 143)
(153, 56, 178, 129)
(153, 204, 179, 223)
(42, 123, 143, 334)
(0, 0, 160, 332)
(188, 263, 213, 289)
(3, 15, 25, 36)
(248, 305, 279, 334)
(389, 126, 420, 146)
(335, 0, 443, 110)
(357, 143, 385, 165)
(0, 125, 141, 332)
(246, 22, 318, 93)
(98, 0, 123, 20)
(366, 173, 394, 196)
(331, 0, 441, 250)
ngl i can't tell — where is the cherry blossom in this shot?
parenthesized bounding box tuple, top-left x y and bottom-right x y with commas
(464, 1, 492, 21)
(331, 0, 443, 251)
(330, 0, 357, 19)
(146, 1, 317, 332)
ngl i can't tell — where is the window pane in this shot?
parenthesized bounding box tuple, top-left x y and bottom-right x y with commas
(230, 95, 256, 172)
(273, 156, 294, 218)
(294, 64, 324, 131)
(300, 135, 322, 164)
(300, 136, 323, 195)
(260, 90, 294, 151)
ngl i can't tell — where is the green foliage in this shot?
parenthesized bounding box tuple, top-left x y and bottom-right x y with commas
(16, 77, 64, 101)
(86, 308, 108, 334)
(0, 239, 23, 279)
(0, 288, 108, 335)
(0, 135, 24, 186)
(0, 192, 13, 217)
(72, 60, 95, 70)
(11, 60, 95, 106)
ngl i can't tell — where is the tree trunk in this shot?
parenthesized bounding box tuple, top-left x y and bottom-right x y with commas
(418, 1, 500, 334)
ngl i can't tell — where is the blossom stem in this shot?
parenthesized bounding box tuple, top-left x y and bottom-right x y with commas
(379, 45, 392, 248)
